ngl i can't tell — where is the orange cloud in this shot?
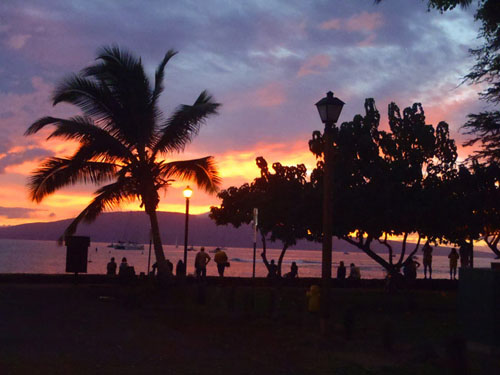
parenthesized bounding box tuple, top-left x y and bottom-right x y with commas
(297, 54, 331, 77)
(0, 137, 318, 225)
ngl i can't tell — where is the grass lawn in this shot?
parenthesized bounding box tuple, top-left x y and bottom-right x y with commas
(0, 282, 498, 374)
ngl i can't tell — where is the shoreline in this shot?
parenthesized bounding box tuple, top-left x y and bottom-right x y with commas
(0, 273, 459, 290)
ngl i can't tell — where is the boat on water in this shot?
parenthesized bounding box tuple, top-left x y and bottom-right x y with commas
(107, 241, 144, 250)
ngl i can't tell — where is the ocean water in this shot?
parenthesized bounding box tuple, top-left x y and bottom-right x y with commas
(0, 238, 497, 279)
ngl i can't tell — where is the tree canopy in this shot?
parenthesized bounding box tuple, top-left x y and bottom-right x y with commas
(309, 98, 458, 274)
(210, 157, 311, 276)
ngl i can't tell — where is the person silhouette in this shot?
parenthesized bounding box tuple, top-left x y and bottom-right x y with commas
(214, 248, 229, 277)
(267, 260, 278, 279)
(449, 248, 460, 280)
(422, 243, 433, 279)
(337, 261, 346, 280)
(176, 259, 186, 277)
(119, 257, 128, 275)
(348, 263, 361, 280)
(194, 247, 211, 279)
(106, 257, 117, 275)
(285, 262, 298, 278)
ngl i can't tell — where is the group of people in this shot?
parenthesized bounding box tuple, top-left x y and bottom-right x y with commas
(105, 247, 230, 280)
(336, 261, 361, 280)
(106, 242, 474, 281)
(106, 257, 135, 278)
(399, 241, 473, 281)
(194, 247, 230, 279)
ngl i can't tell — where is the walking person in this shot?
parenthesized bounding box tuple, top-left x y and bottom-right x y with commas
(214, 247, 229, 277)
(448, 248, 460, 280)
(106, 257, 117, 275)
(422, 242, 433, 279)
(194, 247, 211, 280)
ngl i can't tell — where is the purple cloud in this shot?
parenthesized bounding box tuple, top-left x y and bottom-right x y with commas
(0, 0, 485, 164)
(0, 206, 43, 219)
(0, 147, 51, 174)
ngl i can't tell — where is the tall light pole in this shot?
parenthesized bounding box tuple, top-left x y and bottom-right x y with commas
(183, 186, 193, 273)
(315, 91, 344, 329)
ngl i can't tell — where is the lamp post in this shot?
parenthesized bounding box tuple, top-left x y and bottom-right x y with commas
(183, 186, 193, 273)
(315, 91, 344, 328)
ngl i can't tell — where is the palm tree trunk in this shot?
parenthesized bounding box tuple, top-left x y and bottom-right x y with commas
(146, 207, 166, 268)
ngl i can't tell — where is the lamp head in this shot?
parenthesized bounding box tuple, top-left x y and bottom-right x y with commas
(183, 186, 193, 199)
(315, 91, 344, 124)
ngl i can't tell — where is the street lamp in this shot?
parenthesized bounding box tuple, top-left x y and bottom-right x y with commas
(315, 91, 344, 329)
(183, 186, 193, 274)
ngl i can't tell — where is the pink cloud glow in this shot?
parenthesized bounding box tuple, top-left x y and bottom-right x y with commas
(320, 12, 383, 32)
(297, 54, 331, 77)
(346, 12, 384, 32)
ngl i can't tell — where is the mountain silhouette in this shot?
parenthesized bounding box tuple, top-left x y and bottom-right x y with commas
(0, 211, 322, 250)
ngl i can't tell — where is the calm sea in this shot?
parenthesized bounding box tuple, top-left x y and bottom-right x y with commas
(0, 238, 497, 279)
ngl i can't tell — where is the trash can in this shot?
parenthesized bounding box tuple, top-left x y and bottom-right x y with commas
(65, 236, 90, 273)
(458, 267, 500, 347)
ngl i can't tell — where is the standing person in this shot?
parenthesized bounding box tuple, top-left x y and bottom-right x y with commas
(106, 257, 117, 275)
(348, 263, 361, 280)
(337, 261, 346, 280)
(449, 248, 460, 280)
(422, 243, 433, 279)
(266, 259, 278, 279)
(214, 247, 229, 277)
(194, 247, 211, 279)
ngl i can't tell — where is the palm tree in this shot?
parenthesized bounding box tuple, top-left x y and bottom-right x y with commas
(25, 46, 221, 273)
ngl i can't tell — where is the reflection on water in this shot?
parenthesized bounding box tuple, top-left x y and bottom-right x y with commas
(0, 239, 496, 279)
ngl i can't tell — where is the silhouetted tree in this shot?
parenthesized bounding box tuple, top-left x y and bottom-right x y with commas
(210, 157, 310, 276)
(447, 162, 500, 258)
(25, 46, 221, 274)
(377, 1, 500, 165)
(309, 98, 458, 276)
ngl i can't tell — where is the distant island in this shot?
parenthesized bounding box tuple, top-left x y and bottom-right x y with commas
(1, 211, 494, 259)
(0, 211, 321, 250)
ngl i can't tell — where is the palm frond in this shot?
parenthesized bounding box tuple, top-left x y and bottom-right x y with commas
(25, 116, 132, 158)
(160, 156, 221, 194)
(154, 90, 220, 155)
(152, 49, 178, 106)
(61, 178, 137, 241)
(52, 74, 120, 125)
(28, 157, 117, 203)
(87, 45, 157, 148)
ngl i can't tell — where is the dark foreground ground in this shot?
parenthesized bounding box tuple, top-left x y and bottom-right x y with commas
(0, 280, 498, 375)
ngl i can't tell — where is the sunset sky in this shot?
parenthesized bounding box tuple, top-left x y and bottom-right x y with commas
(0, 0, 487, 226)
